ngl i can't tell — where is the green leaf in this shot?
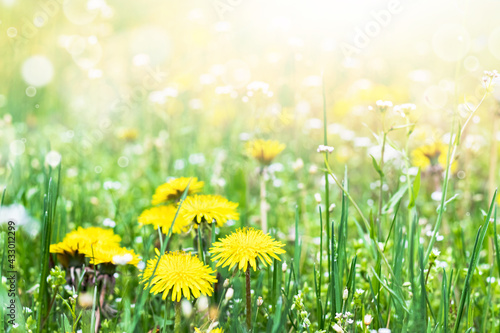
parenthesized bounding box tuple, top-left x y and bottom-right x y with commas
(370, 155, 384, 178)
(408, 168, 421, 209)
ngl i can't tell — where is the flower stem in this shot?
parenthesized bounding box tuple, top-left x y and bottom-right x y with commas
(377, 131, 387, 241)
(246, 267, 252, 329)
(260, 167, 268, 233)
(175, 301, 181, 333)
(488, 108, 499, 200)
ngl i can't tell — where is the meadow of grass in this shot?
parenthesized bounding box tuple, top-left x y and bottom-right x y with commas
(2, 0, 500, 332)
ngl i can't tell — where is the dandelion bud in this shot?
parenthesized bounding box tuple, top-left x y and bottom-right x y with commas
(343, 288, 348, 300)
(225, 288, 234, 301)
(197, 296, 209, 312)
(257, 296, 264, 307)
(364, 314, 373, 326)
(429, 249, 440, 263)
(78, 292, 93, 308)
(314, 193, 322, 204)
(181, 299, 193, 317)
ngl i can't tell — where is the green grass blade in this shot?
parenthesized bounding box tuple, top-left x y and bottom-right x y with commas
(453, 189, 497, 333)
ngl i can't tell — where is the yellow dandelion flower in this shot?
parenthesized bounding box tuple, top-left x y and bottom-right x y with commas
(180, 195, 239, 227)
(152, 177, 204, 205)
(140, 250, 217, 302)
(83, 243, 141, 266)
(246, 139, 285, 165)
(194, 328, 223, 333)
(50, 227, 121, 267)
(210, 228, 286, 272)
(50, 227, 121, 256)
(412, 142, 456, 172)
(138, 205, 189, 234)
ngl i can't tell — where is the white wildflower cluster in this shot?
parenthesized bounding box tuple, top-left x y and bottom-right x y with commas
(374, 100, 393, 112)
(291, 291, 311, 328)
(483, 70, 499, 79)
(333, 311, 354, 332)
(247, 81, 270, 94)
(482, 70, 499, 91)
(103, 180, 122, 191)
(317, 145, 334, 154)
(103, 218, 116, 228)
(393, 103, 416, 118)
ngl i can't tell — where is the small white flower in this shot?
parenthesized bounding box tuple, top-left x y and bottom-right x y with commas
(257, 296, 263, 306)
(112, 253, 133, 265)
(332, 323, 344, 332)
(103, 218, 116, 228)
(282, 261, 288, 272)
(364, 314, 373, 325)
(292, 158, 304, 171)
(317, 145, 334, 154)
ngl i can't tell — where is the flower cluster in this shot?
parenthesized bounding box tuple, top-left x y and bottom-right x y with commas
(140, 177, 240, 233)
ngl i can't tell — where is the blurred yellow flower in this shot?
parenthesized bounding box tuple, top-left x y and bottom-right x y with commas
(138, 205, 189, 234)
(180, 194, 239, 227)
(84, 243, 140, 267)
(210, 228, 286, 272)
(412, 142, 456, 171)
(50, 227, 122, 267)
(117, 128, 139, 141)
(246, 139, 285, 165)
(152, 177, 204, 205)
(140, 250, 217, 302)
